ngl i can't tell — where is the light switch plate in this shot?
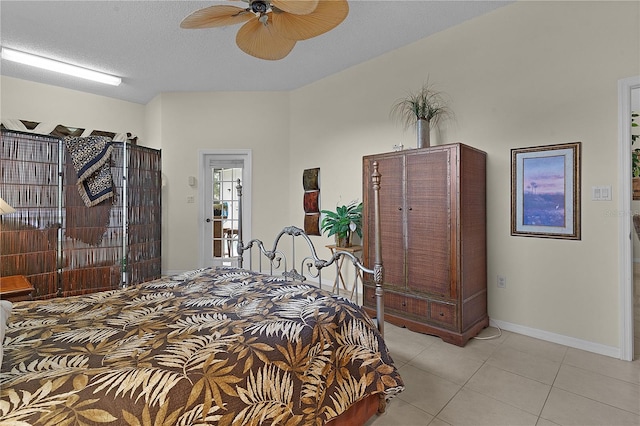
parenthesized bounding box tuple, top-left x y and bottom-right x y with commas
(591, 185, 611, 201)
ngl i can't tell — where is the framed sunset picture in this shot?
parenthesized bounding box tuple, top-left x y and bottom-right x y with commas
(511, 142, 581, 240)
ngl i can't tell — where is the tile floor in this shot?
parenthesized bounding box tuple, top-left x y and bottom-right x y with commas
(634, 264, 640, 362)
(367, 324, 640, 426)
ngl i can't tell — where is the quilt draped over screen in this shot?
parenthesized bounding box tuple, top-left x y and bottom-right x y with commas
(64, 135, 114, 207)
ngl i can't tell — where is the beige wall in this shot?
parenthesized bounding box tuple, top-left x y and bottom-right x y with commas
(1, 1, 639, 354)
(289, 1, 639, 350)
(0, 76, 145, 137)
(153, 91, 290, 272)
(0, 81, 290, 273)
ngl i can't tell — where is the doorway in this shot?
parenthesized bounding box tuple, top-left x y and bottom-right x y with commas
(198, 150, 252, 268)
(619, 76, 640, 361)
(631, 86, 640, 360)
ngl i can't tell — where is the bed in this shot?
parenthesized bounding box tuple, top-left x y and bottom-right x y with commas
(0, 162, 402, 425)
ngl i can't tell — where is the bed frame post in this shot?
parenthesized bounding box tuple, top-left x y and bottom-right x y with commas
(371, 161, 384, 336)
(236, 178, 244, 269)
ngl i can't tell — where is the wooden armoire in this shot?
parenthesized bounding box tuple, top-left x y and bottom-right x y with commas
(362, 143, 488, 346)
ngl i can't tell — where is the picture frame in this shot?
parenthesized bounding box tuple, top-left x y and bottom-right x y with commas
(511, 142, 581, 240)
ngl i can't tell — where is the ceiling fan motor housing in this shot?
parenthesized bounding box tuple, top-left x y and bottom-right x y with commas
(250, 1, 269, 14)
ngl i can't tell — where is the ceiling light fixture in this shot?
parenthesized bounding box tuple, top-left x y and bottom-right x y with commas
(1, 47, 121, 86)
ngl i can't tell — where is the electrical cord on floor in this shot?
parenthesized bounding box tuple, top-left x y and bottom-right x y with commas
(473, 323, 502, 340)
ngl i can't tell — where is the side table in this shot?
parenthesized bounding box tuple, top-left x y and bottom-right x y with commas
(326, 244, 363, 302)
(0, 275, 34, 302)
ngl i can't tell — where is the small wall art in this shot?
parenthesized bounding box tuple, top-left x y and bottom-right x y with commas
(511, 142, 581, 240)
(303, 167, 320, 235)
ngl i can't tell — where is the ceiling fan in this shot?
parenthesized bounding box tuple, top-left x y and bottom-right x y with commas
(180, 0, 349, 60)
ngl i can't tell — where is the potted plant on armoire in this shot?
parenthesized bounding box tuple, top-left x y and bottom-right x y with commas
(390, 79, 453, 149)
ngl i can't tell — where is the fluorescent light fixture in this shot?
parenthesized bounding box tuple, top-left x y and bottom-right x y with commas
(1, 47, 121, 86)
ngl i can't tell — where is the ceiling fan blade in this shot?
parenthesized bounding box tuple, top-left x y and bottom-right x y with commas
(181, 5, 253, 29)
(271, 0, 348, 41)
(236, 16, 297, 60)
(271, 0, 319, 15)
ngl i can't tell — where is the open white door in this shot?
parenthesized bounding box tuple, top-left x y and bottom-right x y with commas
(618, 76, 640, 361)
(199, 150, 251, 268)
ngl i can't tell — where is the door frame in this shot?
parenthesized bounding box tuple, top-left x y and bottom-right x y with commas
(618, 75, 640, 361)
(198, 149, 252, 268)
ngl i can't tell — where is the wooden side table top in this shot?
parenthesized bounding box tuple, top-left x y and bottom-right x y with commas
(325, 244, 363, 254)
(0, 275, 34, 298)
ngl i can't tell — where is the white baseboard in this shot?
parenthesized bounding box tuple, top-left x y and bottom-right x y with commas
(490, 318, 621, 359)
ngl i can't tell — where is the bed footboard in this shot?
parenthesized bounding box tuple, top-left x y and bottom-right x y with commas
(235, 162, 385, 335)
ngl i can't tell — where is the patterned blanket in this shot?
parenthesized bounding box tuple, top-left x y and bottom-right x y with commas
(0, 267, 403, 425)
(64, 135, 114, 207)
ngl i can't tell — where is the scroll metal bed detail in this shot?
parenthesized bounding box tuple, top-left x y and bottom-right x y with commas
(235, 161, 385, 336)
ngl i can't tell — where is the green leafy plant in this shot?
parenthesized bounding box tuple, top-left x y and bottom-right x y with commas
(390, 80, 452, 130)
(320, 200, 363, 246)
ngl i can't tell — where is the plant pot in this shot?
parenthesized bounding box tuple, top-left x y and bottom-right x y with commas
(417, 118, 430, 149)
(633, 177, 640, 200)
(335, 234, 351, 248)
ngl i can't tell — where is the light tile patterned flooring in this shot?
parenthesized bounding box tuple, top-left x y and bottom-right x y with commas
(366, 324, 640, 426)
(635, 265, 640, 370)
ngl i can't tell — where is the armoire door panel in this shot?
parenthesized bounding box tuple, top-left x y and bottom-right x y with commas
(364, 155, 405, 290)
(406, 150, 452, 297)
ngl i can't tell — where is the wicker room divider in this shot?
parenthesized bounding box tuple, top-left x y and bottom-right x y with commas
(0, 130, 161, 299)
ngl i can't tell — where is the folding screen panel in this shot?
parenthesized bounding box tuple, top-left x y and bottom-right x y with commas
(0, 130, 161, 299)
(0, 131, 59, 298)
(126, 145, 162, 285)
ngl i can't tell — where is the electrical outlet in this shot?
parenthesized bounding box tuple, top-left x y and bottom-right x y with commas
(497, 275, 506, 288)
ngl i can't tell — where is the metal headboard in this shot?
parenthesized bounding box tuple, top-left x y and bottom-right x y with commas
(235, 162, 384, 335)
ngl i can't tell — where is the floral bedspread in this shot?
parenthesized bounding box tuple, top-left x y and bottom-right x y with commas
(1, 267, 403, 425)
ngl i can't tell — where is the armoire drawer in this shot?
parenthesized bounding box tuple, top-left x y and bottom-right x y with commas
(364, 286, 428, 318)
(429, 300, 457, 328)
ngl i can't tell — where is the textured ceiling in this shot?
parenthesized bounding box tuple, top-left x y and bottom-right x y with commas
(0, 1, 510, 105)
